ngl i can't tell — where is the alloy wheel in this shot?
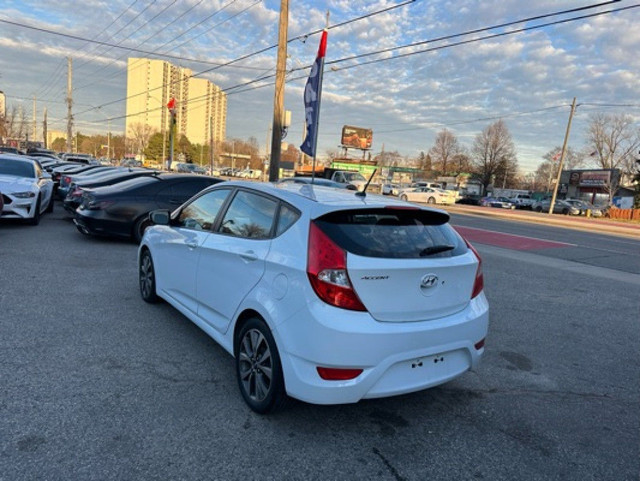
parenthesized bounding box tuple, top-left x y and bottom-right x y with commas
(238, 329, 273, 403)
(139, 251, 158, 302)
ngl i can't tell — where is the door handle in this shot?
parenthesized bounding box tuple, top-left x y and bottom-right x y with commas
(239, 250, 258, 261)
(186, 241, 199, 249)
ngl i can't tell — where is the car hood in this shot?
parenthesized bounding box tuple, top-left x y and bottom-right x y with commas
(0, 175, 36, 190)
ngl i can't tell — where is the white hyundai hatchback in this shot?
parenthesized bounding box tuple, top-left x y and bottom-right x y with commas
(139, 182, 488, 413)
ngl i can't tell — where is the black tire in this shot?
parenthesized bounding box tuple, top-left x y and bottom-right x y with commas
(400, 194, 408, 201)
(139, 249, 159, 303)
(235, 317, 290, 414)
(535, 206, 543, 213)
(427, 197, 436, 204)
(133, 215, 152, 243)
(28, 196, 41, 226)
(562, 208, 569, 215)
(45, 194, 54, 213)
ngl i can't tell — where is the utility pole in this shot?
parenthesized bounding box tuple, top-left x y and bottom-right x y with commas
(268, 0, 289, 182)
(66, 57, 73, 153)
(32, 95, 37, 143)
(43, 107, 48, 148)
(209, 115, 214, 173)
(549, 97, 577, 215)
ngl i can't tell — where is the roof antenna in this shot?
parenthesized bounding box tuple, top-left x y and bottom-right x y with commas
(355, 168, 377, 198)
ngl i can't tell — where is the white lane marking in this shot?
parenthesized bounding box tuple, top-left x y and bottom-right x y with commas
(454, 225, 578, 247)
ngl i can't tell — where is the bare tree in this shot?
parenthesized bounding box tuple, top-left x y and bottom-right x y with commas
(1, 106, 27, 140)
(127, 122, 156, 156)
(585, 113, 639, 202)
(471, 120, 518, 194)
(429, 129, 463, 175)
(586, 113, 639, 172)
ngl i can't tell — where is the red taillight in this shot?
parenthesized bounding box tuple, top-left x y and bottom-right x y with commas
(63, 176, 71, 185)
(317, 367, 363, 380)
(307, 221, 366, 311)
(474, 338, 486, 350)
(465, 239, 484, 299)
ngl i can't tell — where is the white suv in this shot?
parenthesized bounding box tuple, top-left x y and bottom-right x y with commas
(138, 182, 489, 413)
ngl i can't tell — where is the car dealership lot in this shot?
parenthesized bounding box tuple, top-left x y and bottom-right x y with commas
(1, 207, 638, 480)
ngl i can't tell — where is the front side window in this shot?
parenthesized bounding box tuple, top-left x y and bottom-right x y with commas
(218, 190, 277, 239)
(177, 189, 230, 231)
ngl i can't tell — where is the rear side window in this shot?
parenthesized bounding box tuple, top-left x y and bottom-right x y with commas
(315, 208, 466, 259)
(276, 204, 300, 236)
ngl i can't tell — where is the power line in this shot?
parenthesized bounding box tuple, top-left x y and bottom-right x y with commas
(74, 0, 181, 89)
(0, 15, 271, 71)
(75, 0, 260, 92)
(78, 1, 634, 124)
(69, 1, 417, 117)
(69, 0, 140, 68)
(327, 3, 640, 72)
(327, 0, 620, 66)
(225, 2, 639, 96)
(74, 0, 159, 70)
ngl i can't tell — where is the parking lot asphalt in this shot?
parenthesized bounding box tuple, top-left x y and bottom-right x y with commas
(1, 204, 638, 480)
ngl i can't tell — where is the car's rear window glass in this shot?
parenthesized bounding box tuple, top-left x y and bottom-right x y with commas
(315, 208, 466, 259)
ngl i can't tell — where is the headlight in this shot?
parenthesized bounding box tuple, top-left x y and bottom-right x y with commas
(12, 191, 36, 198)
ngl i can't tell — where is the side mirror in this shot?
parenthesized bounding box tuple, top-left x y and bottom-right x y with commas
(149, 209, 171, 225)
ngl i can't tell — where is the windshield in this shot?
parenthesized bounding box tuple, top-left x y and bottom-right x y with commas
(344, 172, 366, 182)
(0, 159, 36, 178)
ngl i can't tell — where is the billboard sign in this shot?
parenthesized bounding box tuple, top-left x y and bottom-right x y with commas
(579, 171, 610, 187)
(341, 125, 373, 149)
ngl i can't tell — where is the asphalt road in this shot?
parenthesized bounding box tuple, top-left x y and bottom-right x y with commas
(1, 205, 638, 481)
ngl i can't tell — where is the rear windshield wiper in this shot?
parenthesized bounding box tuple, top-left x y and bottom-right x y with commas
(419, 245, 455, 257)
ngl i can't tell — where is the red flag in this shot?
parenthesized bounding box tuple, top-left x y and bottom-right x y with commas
(167, 98, 176, 110)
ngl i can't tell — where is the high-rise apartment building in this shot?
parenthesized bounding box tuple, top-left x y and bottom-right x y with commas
(125, 58, 226, 147)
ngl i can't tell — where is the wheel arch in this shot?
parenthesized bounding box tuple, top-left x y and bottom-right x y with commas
(233, 309, 266, 357)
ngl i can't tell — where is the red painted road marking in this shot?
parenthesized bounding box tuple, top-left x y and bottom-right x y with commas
(454, 226, 576, 251)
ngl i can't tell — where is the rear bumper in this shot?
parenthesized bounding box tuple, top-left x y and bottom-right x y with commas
(74, 210, 132, 238)
(274, 293, 489, 405)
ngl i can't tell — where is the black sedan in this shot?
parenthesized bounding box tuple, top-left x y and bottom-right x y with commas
(456, 194, 483, 205)
(74, 174, 223, 241)
(63, 169, 158, 215)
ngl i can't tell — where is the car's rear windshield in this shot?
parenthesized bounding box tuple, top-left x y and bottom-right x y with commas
(315, 208, 467, 259)
(0, 159, 35, 178)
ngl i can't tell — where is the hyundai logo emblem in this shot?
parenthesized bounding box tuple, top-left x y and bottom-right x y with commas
(420, 274, 439, 289)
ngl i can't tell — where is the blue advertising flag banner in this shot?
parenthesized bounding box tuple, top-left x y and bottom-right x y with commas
(300, 30, 328, 158)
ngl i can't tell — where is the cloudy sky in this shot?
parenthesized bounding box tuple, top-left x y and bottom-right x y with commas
(1, 0, 639, 173)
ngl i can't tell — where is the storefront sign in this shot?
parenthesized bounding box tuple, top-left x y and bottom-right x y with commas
(579, 171, 610, 187)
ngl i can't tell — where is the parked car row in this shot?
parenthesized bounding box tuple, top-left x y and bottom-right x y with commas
(213, 167, 263, 179)
(68, 171, 223, 241)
